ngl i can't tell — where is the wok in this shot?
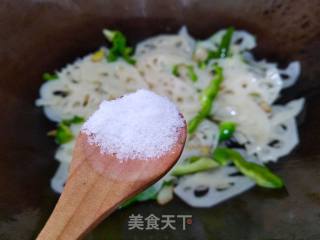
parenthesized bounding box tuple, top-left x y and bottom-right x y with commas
(0, 0, 320, 239)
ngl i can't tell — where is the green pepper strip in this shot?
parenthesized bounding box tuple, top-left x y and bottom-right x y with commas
(215, 27, 235, 58)
(103, 29, 136, 65)
(54, 116, 85, 144)
(172, 157, 219, 176)
(186, 65, 198, 82)
(172, 64, 198, 82)
(218, 121, 236, 142)
(213, 148, 284, 188)
(55, 123, 73, 144)
(43, 72, 58, 81)
(188, 65, 223, 134)
(119, 186, 158, 208)
(199, 27, 235, 66)
(172, 64, 180, 77)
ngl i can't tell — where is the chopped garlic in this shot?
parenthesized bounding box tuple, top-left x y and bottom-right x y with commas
(157, 184, 174, 205)
(91, 48, 105, 62)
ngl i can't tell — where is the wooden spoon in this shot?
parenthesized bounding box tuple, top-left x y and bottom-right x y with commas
(37, 121, 186, 240)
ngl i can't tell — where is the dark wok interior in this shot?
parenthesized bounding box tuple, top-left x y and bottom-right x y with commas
(1, 0, 320, 239)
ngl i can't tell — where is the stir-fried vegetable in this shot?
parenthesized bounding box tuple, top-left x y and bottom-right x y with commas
(172, 64, 179, 77)
(62, 116, 85, 125)
(188, 65, 223, 134)
(55, 124, 73, 144)
(214, 27, 235, 58)
(43, 72, 58, 81)
(188, 28, 233, 134)
(186, 65, 198, 82)
(52, 116, 85, 144)
(196, 27, 234, 66)
(120, 186, 158, 208)
(172, 64, 198, 82)
(103, 29, 136, 65)
(213, 148, 284, 188)
(172, 157, 219, 176)
(213, 147, 231, 166)
(219, 121, 236, 141)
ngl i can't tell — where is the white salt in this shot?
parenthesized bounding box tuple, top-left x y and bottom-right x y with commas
(81, 89, 184, 161)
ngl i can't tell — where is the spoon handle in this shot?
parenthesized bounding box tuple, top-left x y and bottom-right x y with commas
(37, 159, 124, 240)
